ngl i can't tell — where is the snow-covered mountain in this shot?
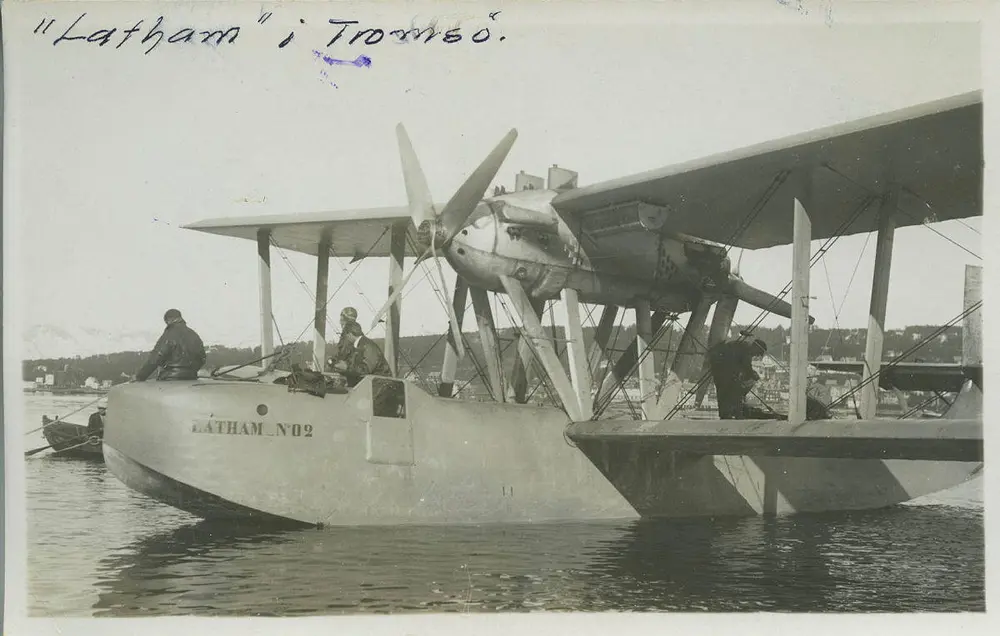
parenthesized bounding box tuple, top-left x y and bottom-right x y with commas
(21, 324, 165, 359)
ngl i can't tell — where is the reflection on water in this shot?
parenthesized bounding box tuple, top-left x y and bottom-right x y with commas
(83, 507, 984, 615)
(22, 396, 985, 616)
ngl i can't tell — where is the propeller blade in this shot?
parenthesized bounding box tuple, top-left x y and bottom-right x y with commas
(437, 128, 519, 244)
(369, 246, 434, 330)
(396, 124, 438, 227)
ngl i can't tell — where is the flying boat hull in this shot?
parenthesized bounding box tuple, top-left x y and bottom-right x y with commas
(102, 376, 638, 526)
(103, 375, 982, 527)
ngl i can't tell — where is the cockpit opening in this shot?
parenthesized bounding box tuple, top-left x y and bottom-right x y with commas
(372, 377, 407, 419)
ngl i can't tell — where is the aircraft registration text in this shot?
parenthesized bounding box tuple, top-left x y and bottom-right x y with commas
(190, 419, 313, 438)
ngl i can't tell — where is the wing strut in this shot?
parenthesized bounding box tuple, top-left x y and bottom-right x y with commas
(257, 229, 275, 367)
(500, 276, 589, 421)
(788, 197, 812, 425)
(858, 187, 899, 418)
(438, 277, 469, 397)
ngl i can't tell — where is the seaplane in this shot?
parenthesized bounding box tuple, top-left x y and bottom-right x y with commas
(101, 90, 984, 527)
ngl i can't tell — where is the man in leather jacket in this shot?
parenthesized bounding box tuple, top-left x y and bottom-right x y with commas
(327, 306, 360, 371)
(135, 309, 207, 381)
(331, 321, 391, 387)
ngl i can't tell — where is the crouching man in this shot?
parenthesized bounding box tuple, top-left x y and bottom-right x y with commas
(708, 338, 768, 419)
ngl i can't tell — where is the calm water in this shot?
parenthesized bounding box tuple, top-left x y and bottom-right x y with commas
(20, 395, 985, 616)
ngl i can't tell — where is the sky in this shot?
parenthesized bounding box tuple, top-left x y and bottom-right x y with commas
(2, 1, 986, 356)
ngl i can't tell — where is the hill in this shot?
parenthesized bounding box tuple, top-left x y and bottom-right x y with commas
(22, 322, 964, 387)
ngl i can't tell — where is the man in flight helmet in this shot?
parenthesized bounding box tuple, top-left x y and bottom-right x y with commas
(327, 306, 360, 371)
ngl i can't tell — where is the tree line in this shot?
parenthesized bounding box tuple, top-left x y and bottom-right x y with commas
(22, 323, 965, 384)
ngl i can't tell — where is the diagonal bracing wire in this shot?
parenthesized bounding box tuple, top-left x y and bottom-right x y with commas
(662, 193, 880, 419)
(825, 300, 981, 413)
(821, 163, 981, 260)
(266, 229, 431, 391)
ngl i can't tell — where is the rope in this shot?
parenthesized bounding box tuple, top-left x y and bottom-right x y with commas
(23, 395, 107, 436)
(51, 435, 103, 455)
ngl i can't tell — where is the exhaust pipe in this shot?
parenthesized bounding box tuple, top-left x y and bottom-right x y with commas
(728, 277, 815, 324)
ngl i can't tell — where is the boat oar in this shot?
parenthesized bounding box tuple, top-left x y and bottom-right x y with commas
(25, 443, 53, 457)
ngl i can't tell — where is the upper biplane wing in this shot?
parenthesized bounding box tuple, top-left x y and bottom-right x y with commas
(184, 206, 428, 259)
(552, 91, 982, 249)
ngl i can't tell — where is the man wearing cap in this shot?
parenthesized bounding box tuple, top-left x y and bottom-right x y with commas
(332, 321, 391, 387)
(327, 307, 360, 371)
(707, 337, 768, 419)
(135, 309, 207, 381)
(87, 406, 107, 438)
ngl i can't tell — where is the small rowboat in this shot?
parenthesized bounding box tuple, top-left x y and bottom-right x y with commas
(40, 415, 104, 460)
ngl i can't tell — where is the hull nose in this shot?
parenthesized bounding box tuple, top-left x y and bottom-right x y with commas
(103, 381, 201, 467)
(102, 442, 309, 527)
(102, 380, 311, 527)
